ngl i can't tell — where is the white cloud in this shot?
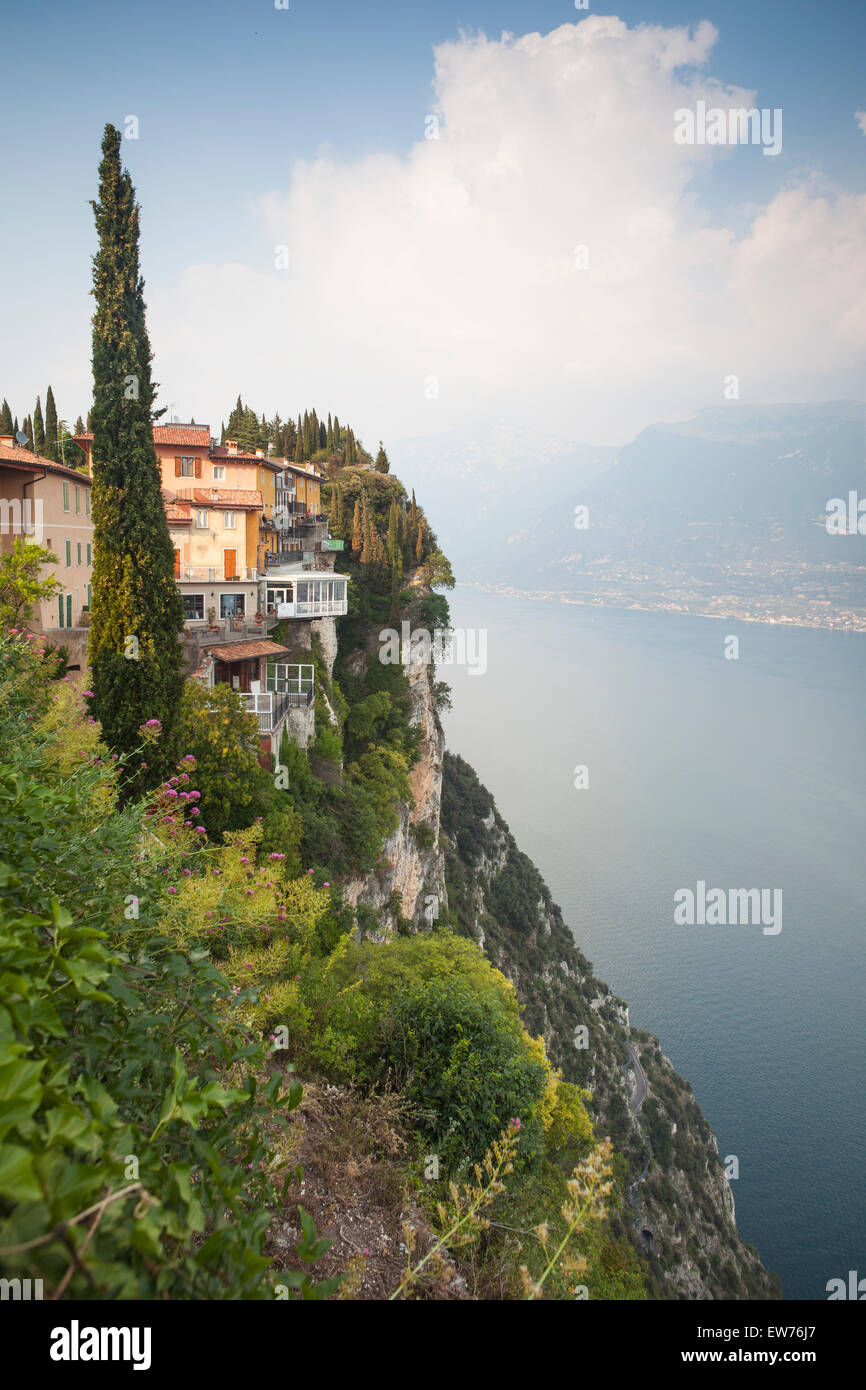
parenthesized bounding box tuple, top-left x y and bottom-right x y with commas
(856, 110, 866, 136)
(148, 17, 866, 446)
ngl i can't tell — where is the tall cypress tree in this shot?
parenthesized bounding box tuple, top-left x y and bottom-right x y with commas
(33, 396, 45, 453)
(352, 498, 363, 553)
(87, 124, 184, 794)
(44, 386, 59, 461)
(23, 415, 33, 450)
(0, 399, 13, 434)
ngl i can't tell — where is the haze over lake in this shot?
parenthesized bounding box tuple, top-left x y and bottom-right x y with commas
(441, 588, 866, 1300)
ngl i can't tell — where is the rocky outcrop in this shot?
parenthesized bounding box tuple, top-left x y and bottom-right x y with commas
(342, 653, 448, 933)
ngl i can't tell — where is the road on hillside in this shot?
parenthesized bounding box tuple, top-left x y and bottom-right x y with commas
(628, 1041, 648, 1114)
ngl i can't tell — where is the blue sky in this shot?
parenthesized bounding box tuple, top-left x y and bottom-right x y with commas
(1, 0, 864, 444)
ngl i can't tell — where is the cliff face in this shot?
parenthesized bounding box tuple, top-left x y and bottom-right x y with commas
(342, 649, 448, 932)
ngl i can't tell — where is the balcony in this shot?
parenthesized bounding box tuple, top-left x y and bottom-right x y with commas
(176, 565, 257, 582)
(238, 689, 291, 734)
(272, 598, 348, 618)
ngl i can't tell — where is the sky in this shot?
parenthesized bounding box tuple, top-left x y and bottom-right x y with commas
(1, 0, 864, 449)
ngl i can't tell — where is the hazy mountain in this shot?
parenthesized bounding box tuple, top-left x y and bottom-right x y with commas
(393, 404, 866, 625)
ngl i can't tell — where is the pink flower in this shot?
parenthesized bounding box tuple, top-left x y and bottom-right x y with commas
(83, 690, 94, 698)
(168, 887, 177, 894)
(509, 1117, 521, 1132)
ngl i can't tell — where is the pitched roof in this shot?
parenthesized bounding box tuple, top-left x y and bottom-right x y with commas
(75, 426, 212, 449)
(0, 443, 92, 483)
(165, 500, 192, 523)
(185, 488, 263, 509)
(153, 425, 211, 448)
(205, 640, 292, 663)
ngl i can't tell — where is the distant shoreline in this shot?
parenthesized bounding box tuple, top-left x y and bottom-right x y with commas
(458, 582, 866, 635)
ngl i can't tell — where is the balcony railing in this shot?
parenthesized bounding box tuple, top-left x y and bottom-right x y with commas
(176, 565, 257, 582)
(270, 598, 348, 619)
(238, 690, 290, 734)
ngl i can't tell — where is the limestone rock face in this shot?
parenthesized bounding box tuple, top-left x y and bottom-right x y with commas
(342, 653, 447, 932)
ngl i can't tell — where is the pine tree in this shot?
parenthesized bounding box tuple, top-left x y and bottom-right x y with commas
(0, 400, 13, 434)
(33, 396, 45, 453)
(44, 386, 59, 461)
(87, 123, 184, 794)
(374, 440, 390, 473)
(352, 498, 363, 553)
(74, 415, 85, 435)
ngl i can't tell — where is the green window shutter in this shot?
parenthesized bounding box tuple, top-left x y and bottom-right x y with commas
(87, 583, 91, 606)
(77, 542, 82, 565)
(65, 540, 71, 566)
(66, 594, 72, 627)
(62, 481, 70, 510)
(86, 542, 91, 565)
(75, 486, 81, 514)
(58, 595, 64, 628)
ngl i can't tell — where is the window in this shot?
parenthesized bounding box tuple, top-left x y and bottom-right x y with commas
(224, 512, 236, 529)
(212, 465, 225, 481)
(77, 542, 82, 565)
(58, 595, 64, 628)
(66, 594, 72, 628)
(85, 490, 90, 515)
(62, 481, 70, 511)
(75, 486, 81, 514)
(86, 542, 91, 565)
(65, 540, 71, 567)
(195, 510, 208, 528)
(87, 583, 91, 606)
(182, 593, 205, 621)
(220, 593, 245, 619)
(180, 456, 196, 477)
(261, 469, 266, 484)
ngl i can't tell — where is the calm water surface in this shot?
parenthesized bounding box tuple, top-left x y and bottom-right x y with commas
(441, 589, 866, 1300)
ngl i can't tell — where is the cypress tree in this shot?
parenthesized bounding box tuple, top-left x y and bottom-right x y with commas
(352, 498, 363, 553)
(44, 386, 59, 461)
(23, 415, 33, 450)
(374, 440, 389, 473)
(74, 414, 85, 435)
(33, 396, 45, 453)
(87, 123, 184, 794)
(0, 399, 13, 434)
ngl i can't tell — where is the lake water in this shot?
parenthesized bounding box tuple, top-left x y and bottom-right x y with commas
(441, 588, 866, 1301)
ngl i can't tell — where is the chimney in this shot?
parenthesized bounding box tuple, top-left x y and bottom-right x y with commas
(0, 434, 14, 447)
(226, 439, 239, 455)
(255, 449, 264, 459)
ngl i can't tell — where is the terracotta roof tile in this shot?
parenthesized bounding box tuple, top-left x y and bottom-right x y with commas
(204, 640, 291, 663)
(153, 425, 211, 448)
(186, 488, 263, 508)
(0, 444, 92, 483)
